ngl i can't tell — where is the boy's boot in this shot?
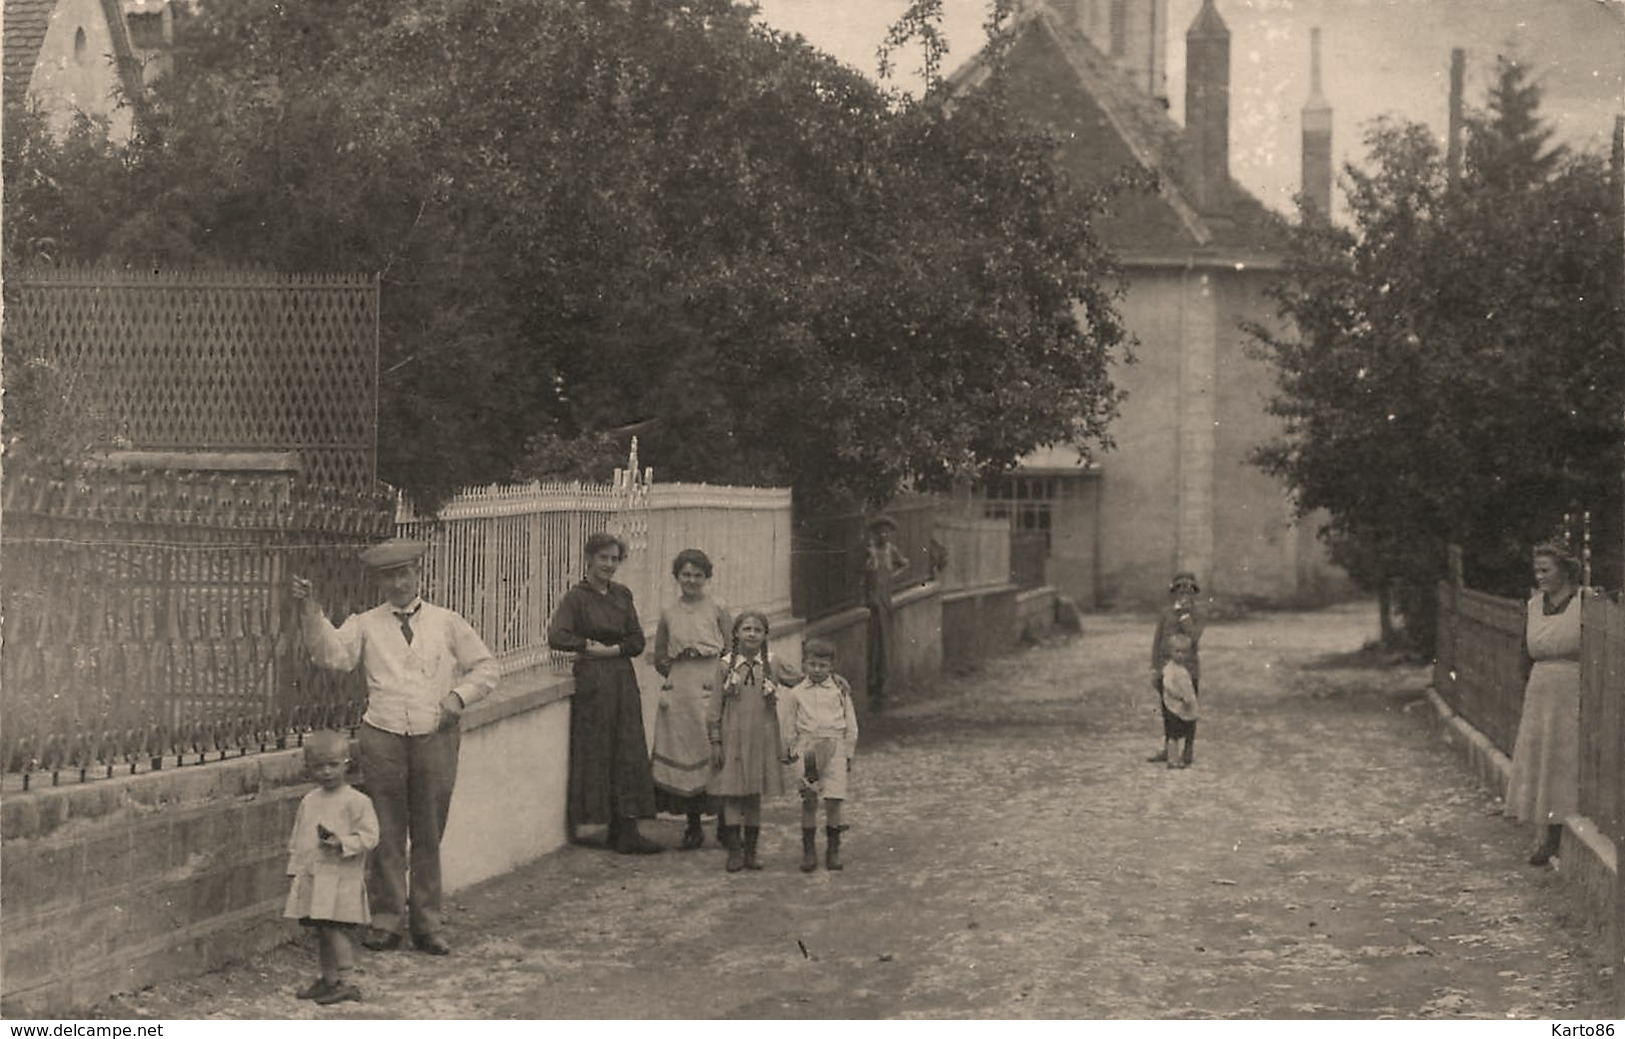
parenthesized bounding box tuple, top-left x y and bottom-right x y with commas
(800, 828, 819, 872)
(724, 825, 745, 872)
(743, 825, 764, 870)
(1164, 737, 1180, 770)
(1181, 731, 1195, 767)
(682, 812, 704, 850)
(825, 825, 845, 871)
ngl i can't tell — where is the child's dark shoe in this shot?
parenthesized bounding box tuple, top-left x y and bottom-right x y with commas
(800, 828, 818, 873)
(742, 825, 764, 870)
(296, 978, 333, 1000)
(313, 981, 362, 1006)
(723, 825, 745, 872)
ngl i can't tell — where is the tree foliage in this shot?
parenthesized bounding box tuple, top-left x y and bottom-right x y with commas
(1251, 60, 1625, 650)
(4, 0, 1126, 510)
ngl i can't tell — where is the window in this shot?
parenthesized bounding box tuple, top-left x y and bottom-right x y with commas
(979, 475, 1057, 546)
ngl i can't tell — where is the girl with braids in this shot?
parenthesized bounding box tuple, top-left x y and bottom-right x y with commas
(706, 610, 795, 872)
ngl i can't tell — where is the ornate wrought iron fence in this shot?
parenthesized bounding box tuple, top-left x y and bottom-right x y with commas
(0, 468, 393, 789)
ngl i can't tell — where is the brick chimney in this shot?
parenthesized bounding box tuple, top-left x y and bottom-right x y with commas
(1184, 0, 1230, 216)
(1300, 27, 1333, 223)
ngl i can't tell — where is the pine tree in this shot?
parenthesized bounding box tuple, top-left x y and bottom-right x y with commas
(1464, 55, 1568, 192)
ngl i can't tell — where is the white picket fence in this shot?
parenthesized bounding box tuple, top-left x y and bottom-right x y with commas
(396, 477, 792, 677)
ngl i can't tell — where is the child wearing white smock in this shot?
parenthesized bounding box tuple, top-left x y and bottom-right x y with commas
(284, 730, 380, 1006)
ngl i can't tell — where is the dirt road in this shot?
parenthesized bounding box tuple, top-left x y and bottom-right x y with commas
(106, 602, 1610, 1019)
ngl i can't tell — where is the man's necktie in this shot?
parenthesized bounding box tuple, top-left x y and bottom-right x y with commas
(395, 610, 416, 645)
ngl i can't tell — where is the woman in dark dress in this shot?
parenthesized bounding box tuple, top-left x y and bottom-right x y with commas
(546, 532, 662, 854)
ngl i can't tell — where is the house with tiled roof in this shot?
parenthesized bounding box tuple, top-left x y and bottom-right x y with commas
(3, 0, 152, 138)
(962, 0, 1348, 608)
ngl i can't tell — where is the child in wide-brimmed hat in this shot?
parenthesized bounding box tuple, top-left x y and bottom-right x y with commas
(1148, 571, 1206, 767)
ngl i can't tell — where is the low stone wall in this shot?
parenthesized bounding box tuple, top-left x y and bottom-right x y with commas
(0, 666, 576, 1016)
(1016, 586, 1058, 641)
(892, 582, 944, 692)
(941, 583, 1019, 673)
(1424, 684, 1614, 943)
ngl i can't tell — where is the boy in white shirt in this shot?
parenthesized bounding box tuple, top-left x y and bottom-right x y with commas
(782, 638, 859, 871)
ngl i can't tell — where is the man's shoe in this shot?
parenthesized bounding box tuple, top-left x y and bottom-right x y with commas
(296, 978, 334, 1000)
(361, 930, 404, 952)
(313, 981, 363, 1005)
(414, 932, 452, 956)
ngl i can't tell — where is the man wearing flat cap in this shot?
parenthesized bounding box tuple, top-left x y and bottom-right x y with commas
(292, 538, 498, 956)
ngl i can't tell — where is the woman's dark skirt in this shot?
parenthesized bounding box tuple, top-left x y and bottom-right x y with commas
(569, 658, 658, 825)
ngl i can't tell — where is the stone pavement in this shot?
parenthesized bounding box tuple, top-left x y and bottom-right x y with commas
(103, 602, 1611, 1019)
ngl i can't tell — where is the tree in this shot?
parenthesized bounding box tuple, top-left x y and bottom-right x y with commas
(4, 0, 1127, 511)
(1464, 55, 1568, 193)
(1251, 72, 1625, 652)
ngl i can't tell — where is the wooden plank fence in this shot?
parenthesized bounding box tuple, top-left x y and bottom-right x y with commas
(1432, 579, 1526, 755)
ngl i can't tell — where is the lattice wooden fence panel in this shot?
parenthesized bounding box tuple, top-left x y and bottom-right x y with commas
(0, 468, 394, 789)
(7, 267, 379, 490)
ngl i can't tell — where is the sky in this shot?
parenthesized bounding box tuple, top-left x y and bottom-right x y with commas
(752, 0, 1625, 217)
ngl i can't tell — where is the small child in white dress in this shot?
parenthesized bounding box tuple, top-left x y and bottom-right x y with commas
(782, 638, 859, 871)
(284, 729, 380, 1005)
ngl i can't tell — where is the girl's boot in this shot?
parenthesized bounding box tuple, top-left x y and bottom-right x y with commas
(1181, 731, 1196, 767)
(800, 828, 819, 872)
(743, 826, 764, 870)
(724, 825, 745, 872)
(825, 825, 845, 871)
(682, 812, 704, 850)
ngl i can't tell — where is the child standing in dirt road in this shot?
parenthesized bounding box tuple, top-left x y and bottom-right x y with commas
(284, 729, 380, 1006)
(1148, 571, 1206, 767)
(708, 610, 795, 872)
(781, 638, 859, 872)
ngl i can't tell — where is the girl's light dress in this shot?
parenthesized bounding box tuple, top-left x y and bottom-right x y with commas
(1505, 592, 1582, 828)
(284, 784, 380, 925)
(706, 655, 787, 798)
(651, 597, 731, 803)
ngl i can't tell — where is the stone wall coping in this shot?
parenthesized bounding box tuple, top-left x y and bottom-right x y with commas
(941, 581, 1020, 605)
(1014, 585, 1058, 605)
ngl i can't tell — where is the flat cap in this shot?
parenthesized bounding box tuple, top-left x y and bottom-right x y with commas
(358, 538, 428, 571)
